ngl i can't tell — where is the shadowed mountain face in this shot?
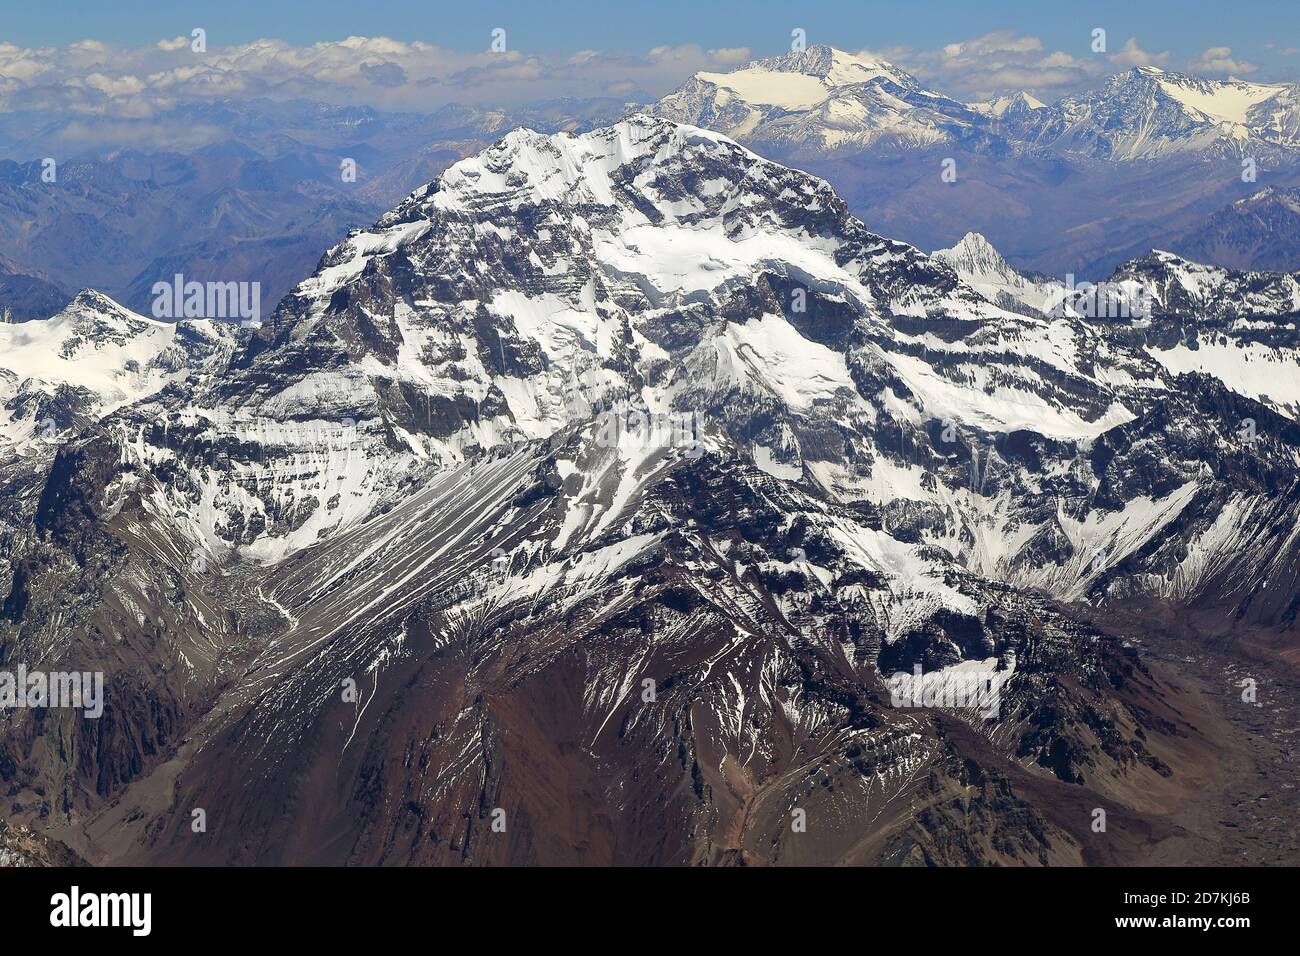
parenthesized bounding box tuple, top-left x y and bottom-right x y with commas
(1168, 187, 1300, 272)
(0, 253, 70, 322)
(795, 148, 1300, 279)
(3, 117, 1299, 866)
(0, 148, 384, 320)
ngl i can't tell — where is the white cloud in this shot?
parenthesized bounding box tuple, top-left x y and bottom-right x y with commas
(1187, 46, 1258, 76)
(862, 31, 1215, 102)
(1108, 38, 1170, 69)
(0, 32, 1284, 121)
(707, 47, 753, 65)
(0, 35, 751, 115)
(905, 31, 1096, 102)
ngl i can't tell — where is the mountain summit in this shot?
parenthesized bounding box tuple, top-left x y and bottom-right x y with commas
(649, 45, 996, 154)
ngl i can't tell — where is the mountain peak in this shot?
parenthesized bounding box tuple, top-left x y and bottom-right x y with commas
(68, 287, 125, 309)
(1236, 184, 1300, 212)
(59, 288, 150, 326)
(0, 286, 233, 446)
(956, 230, 999, 251)
(1028, 63, 1300, 160)
(384, 115, 738, 228)
(935, 231, 1010, 269)
(647, 45, 984, 155)
(755, 44, 901, 83)
(736, 44, 920, 96)
(972, 90, 1047, 117)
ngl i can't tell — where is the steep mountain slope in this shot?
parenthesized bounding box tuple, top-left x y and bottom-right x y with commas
(0, 253, 70, 322)
(4, 116, 1299, 866)
(0, 819, 85, 866)
(1100, 251, 1300, 419)
(939, 233, 1300, 421)
(0, 97, 636, 324)
(932, 232, 1066, 317)
(63, 422, 1204, 865)
(1107, 249, 1300, 322)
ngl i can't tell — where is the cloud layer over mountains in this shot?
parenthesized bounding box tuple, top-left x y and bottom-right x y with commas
(0, 30, 1286, 120)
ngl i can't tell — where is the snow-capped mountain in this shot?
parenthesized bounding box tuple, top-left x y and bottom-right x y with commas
(6, 117, 1300, 867)
(1007, 67, 1300, 160)
(932, 232, 1065, 317)
(643, 48, 1300, 278)
(0, 289, 236, 447)
(650, 49, 1300, 164)
(937, 233, 1300, 420)
(113, 116, 1150, 567)
(968, 91, 1046, 120)
(1103, 249, 1300, 418)
(648, 45, 999, 156)
(1109, 248, 1300, 321)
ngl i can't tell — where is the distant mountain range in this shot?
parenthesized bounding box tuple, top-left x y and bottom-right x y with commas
(650, 46, 1300, 162)
(0, 144, 383, 319)
(997, 65, 1300, 161)
(0, 253, 69, 322)
(0, 97, 637, 324)
(649, 46, 1004, 155)
(649, 46, 1300, 276)
(1167, 186, 1300, 271)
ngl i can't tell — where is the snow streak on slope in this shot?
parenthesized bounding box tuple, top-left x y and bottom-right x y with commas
(1009, 67, 1300, 160)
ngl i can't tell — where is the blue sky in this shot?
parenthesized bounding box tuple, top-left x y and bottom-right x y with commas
(0, 0, 1294, 115)
(3, 0, 1295, 71)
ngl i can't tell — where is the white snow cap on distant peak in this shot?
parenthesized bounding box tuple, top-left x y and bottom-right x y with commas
(970, 91, 1047, 117)
(684, 44, 919, 111)
(934, 232, 1013, 273)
